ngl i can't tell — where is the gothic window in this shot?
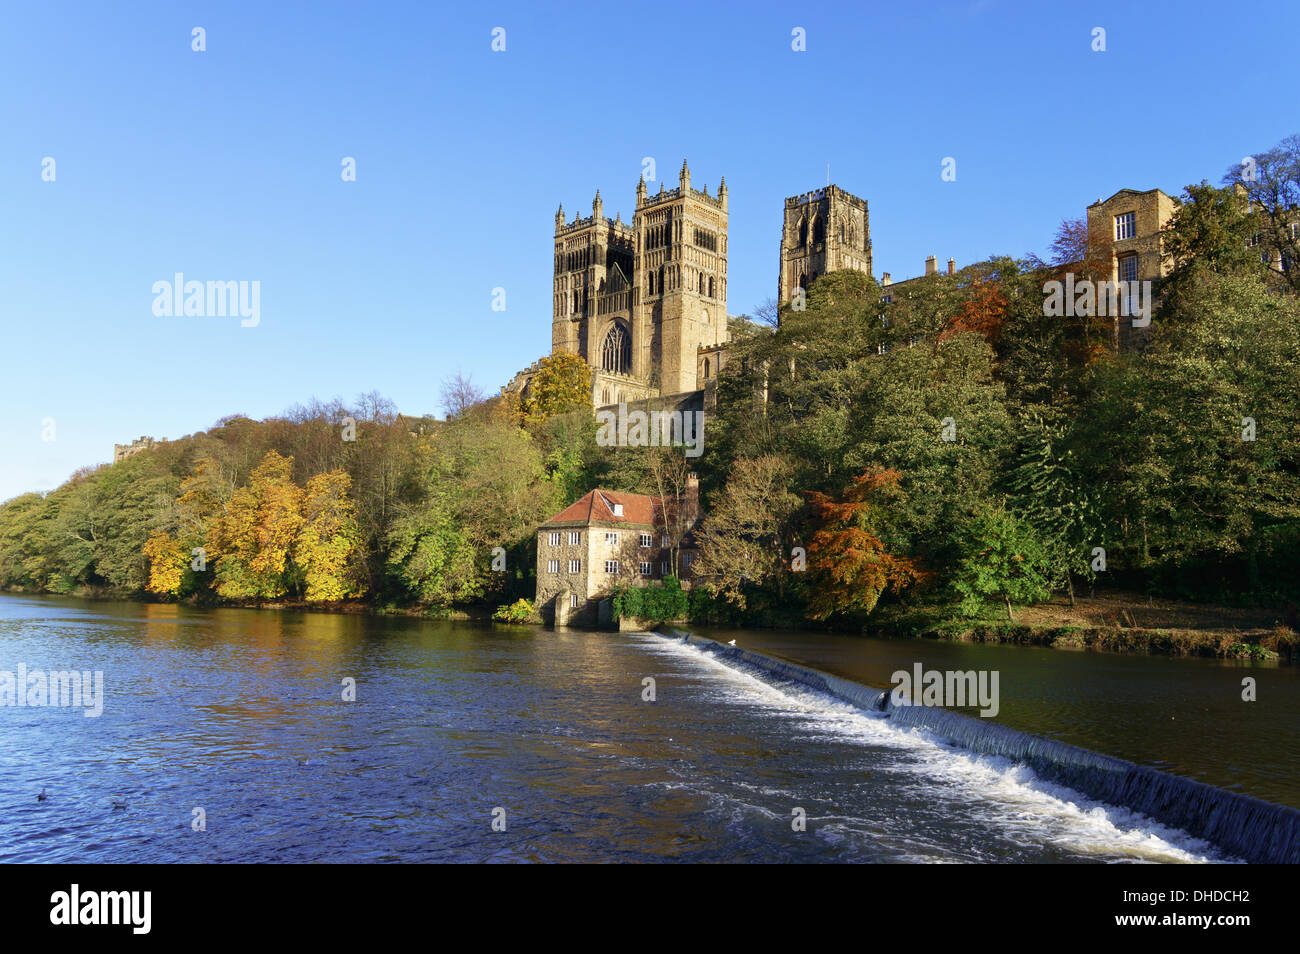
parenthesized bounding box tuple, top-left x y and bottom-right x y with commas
(798, 215, 808, 246)
(601, 323, 631, 374)
(708, 276, 715, 298)
(601, 387, 610, 404)
(704, 358, 711, 378)
(648, 271, 655, 296)
(813, 216, 826, 244)
(849, 222, 855, 245)
(698, 273, 705, 294)
(839, 220, 845, 243)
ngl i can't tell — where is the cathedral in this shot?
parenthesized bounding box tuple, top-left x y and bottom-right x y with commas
(547, 160, 730, 408)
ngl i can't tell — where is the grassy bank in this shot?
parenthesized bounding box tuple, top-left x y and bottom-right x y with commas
(866, 592, 1298, 662)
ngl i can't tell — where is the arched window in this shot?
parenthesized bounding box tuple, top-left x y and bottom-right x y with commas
(601, 388, 610, 405)
(798, 215, 808, 246)
(704, 358, 711, 378)
(708, 277, 715, 298)
(601, 323, 631, 374)
(648, 271, 655, 296)
(698, 273, 705, 294)
(813, 216, 825, 244)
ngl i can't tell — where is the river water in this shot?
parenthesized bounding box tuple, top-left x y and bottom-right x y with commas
(0, 594, 1292, 863)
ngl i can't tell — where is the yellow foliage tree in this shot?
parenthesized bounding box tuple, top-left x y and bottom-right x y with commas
(522, 352, 592, 426)
(296, 470, 365, 601)
(142, 532, 186, 596)
(215, 451, 303, 599)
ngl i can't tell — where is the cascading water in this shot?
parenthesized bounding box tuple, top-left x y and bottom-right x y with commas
(659, 628, 1300, 864)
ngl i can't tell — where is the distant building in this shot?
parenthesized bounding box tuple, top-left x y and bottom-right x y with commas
(535, 478, 700, 627)
(779, 184, 873, 305)
(113, 436, 161, 464)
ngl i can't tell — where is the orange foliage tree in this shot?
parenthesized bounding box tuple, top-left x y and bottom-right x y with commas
(804, 468, 928, 620)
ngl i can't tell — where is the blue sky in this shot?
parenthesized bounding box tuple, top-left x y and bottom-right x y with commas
(1, 0, 1294, 501)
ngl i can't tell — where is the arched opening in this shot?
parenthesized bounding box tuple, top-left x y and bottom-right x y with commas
(708, 276, 715, 298)
(798, 215, 808, 246)
(601, 323, 631, 374)
(698, 273, 705, 294)
(704, 358, 711, 378)
(813, 216, 825, 244)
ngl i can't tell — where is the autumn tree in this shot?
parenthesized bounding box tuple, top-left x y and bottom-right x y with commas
(523, 352, 592, 427)
(804, 468, 927, 620)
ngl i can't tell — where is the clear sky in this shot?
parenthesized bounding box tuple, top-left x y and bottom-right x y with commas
(2, 0, 1294, 501)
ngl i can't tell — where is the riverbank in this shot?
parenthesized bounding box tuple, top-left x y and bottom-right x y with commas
(866, 593, 1298, 662)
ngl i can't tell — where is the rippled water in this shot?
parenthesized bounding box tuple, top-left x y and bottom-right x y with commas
(0, 595, 1265, 863)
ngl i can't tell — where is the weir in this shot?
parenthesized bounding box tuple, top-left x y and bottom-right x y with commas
(654, 629, 1300, 864)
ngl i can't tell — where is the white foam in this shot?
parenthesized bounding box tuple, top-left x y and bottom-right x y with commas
(636, 634, 1232, 863)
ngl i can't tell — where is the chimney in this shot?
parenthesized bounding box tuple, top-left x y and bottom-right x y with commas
(947, 257, 956, 276)
(925, 255, 937, 276)
(882, 272, 891, 286)
(684, 473, 700, 526)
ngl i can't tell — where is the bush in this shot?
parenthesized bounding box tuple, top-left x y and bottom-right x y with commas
(492, 598, 538, 624)
(611, 576, 689, 621)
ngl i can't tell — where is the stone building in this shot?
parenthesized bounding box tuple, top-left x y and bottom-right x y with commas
(113, 436, 161, 464)
(548, 160, 729, 409)
(535, 480, 700, 627)
(778, 184, 872, 305)
(1084, 188, 1176, 348)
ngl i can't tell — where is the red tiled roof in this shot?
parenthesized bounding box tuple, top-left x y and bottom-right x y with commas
(542, 489, 666, 528)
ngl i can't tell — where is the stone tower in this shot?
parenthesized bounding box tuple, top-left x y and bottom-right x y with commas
(550, 160, 728, 407)
(633, 160, 729, 396)
(779, 185, 872, 304)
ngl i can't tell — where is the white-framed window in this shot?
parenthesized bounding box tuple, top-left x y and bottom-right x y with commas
(567, 531, 581, 545)
(640, 562, 652, 577)
(682, 553, 694, 568)
(660, 561, 669, 575)
(547, 559, 559, 574)
(1247, 231, 1262, 248)
(1115, 212, 1136, 240)
(605, 532, 619, 546)
(605, 560, 619, 574)
(877, 343, 889, 355)
(548, 532, 561, 546)
(639, 533, 652, 548)
(661, 535, 669, 547)
(1119, 254, 1139, 284)
(568, 559, 581, 573)
(570, 593, 579, 608)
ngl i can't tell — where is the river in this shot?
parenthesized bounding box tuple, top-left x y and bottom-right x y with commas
(1, 594, 1293, 863)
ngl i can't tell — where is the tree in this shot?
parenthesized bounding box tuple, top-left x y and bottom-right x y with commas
(694, 455, 801, 608)
(951, 504, 1054, 620)
(212, 451, 303, 599)
(440, 371, 486, 420)
(1223, 134, 1300, 294)
(296, 471, 365, 600)
(523, 352, 592, 426)
(804, 468, 927, 620)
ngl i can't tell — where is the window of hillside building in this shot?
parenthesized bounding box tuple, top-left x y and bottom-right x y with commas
(568, 559, 581, 573)
(704, 358, 711, 378)
(605, 532, 619, 546)
(640, 562, 652, 577)
(548, 532, 561, 545)
(570, 594, 579, 608)
(1119, 254, 1139, 284)
(660, 535, 669, 547)
(1247, 231, 1262, 247)
(1115, 212, 1136, 240)
(639, 533, 652, 548)
(547, 560, 559, 574)
(682, 553, 694, 568)
(813, 216, 825, 244)
(708, 277, 715, 298)
(660, 561, 669, 575)
(567, 531, 581, 545)
(605, 560, 619, 574)
(601, 387, 610, 405)
(601, 323, 631, 374)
